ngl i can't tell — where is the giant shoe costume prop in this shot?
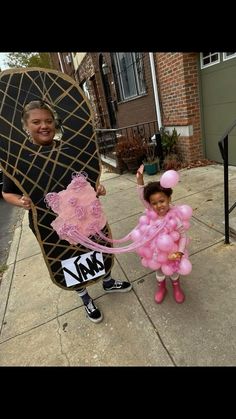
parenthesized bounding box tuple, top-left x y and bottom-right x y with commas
(0, 68, 114, 290)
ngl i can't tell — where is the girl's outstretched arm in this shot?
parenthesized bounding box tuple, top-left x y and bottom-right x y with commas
(136, 164, 144, 186)
(136, 164, 150, 209)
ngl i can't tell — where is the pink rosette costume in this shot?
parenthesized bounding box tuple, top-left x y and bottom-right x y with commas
(45, 172, 107, 245)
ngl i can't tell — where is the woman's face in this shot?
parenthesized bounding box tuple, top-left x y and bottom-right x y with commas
(24, 108, 56, 146)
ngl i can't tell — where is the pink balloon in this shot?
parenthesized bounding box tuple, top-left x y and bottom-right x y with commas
(160, 170, 180, 188)
(137, 247, 146, 257)
(157, 234, 174, 252)
(150, 240, 157, 250)
(157, 251, 168, 263)
(166, 218, 177, 229)
(131, 229, 141, 241)
(178, 258, 192, 275)
(178, 205, 193, 220)
(161, 227, 169, 234)
(142, 247, 153, 259)
(182, 220, 190, 230)
(139, 215, 149, 225)
(161, 263, 174, 276)
(170, 231, 180, 241)
(148, 260, 161, 270)
(141, 258, 149, 267)
(146, 226, 157, 237)
(139, 224, 148, 233)
(146, 210, 158, 220)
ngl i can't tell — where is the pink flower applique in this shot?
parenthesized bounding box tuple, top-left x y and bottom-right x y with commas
(68, 197, 77, 206)
(90, 200, 102, 217)
(75, 205, 86, 219)
(70, 172, 88, 189)
(85, 221, 100, 237)
(44, 192, 60, 213)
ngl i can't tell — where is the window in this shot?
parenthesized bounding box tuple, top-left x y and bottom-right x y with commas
(223, 52, 236, 61)
(200, 52, 220, 69)
(112, 52, 146, 101)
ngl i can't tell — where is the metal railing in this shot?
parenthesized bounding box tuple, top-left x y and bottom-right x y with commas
(95, 120, 159, 156)
(218, 118, 236, 244)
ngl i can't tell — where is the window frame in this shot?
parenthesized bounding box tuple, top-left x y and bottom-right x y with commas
(223, 52, 236, 61)
(112, 52, 146, 102)
(200, 52, 220, 69)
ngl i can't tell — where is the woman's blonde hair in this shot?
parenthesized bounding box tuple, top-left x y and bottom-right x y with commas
(21, 100, 62, 129)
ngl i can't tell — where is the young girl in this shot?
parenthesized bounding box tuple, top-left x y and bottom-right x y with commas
(136, 165, 191, 304)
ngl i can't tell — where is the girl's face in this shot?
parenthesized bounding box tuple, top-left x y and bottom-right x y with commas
(149, 191, 171, 217)
(24, 109, 56, 146)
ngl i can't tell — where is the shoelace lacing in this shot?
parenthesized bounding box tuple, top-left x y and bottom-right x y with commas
(113, 280, 123, 287)
(86, 300, 96, 312)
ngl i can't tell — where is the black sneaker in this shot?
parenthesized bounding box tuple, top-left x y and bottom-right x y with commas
(103, 279, 132, 293)
(84, 299, 103, 323)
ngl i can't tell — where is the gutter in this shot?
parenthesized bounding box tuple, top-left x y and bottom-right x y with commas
(149, 52, 162, 129)
(57, 53, 64, 73)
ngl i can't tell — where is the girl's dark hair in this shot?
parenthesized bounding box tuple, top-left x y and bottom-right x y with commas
(21, 100, 62, 129)
(143, 181, 173, 203)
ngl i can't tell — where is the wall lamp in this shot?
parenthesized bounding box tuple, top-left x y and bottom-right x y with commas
(102, 62, 110, 76)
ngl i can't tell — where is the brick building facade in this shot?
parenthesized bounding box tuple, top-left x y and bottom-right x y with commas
(50, 52, 204, 165)
(156, 52, 203, 162)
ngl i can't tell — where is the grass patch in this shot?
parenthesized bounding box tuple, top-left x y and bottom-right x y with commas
(0, 264, 8, 273)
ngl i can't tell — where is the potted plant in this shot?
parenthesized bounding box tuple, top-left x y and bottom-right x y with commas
(160, 127, 181, 170)
(115, 135, 146, 173)
(142, 140, 159, 175)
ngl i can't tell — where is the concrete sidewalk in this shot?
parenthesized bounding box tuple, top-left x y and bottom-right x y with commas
(1, 164, 236, 366)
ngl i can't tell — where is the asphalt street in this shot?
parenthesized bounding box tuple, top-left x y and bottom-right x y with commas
(0, 197, 23, 265)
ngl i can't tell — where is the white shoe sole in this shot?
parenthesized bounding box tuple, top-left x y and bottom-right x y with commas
(104, 285, 132, 293)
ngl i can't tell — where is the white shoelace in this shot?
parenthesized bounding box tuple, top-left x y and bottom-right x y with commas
(87, 300, 96, 312)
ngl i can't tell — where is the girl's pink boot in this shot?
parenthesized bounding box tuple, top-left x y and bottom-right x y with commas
(155, 279, 167, 304)
(172, 279, 185, 303)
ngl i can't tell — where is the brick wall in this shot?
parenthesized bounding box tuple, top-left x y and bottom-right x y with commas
(156, 52, 203, 162)
(91, 53, 112, 128)
(75, 54, 104, 128)
(50, 53, 75, 78)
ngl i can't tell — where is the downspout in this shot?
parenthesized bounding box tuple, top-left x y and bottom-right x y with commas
(57, 52, 64, 73)
(149, 52, 162, 129)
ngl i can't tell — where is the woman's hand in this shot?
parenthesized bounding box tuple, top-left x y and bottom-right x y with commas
(136, 164, 144, 186)
(96, 184, 106, 197)
(20, 195, 32, 210)
(168, 252, 184, 261)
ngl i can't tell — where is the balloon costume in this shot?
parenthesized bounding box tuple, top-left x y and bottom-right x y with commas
(45, 169, 192, 277)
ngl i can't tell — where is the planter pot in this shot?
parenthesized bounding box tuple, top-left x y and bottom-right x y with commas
(116, 156, 128, 174)
(122, 156, 140, 173)
(143, 160, 159, 175)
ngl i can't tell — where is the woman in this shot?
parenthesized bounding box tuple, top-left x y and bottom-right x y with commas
(2, 100, 132, 323)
